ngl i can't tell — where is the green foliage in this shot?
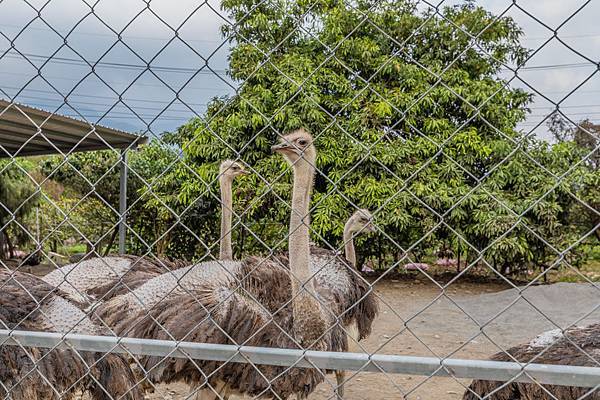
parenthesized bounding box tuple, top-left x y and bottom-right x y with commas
(151, 0, 598, 276)
(39, 141, 179, 256)
(21, 196, 114, 254)
(0, 159, 39, 258)
(149, 0, 596, 276)
(0, 159, 38, 222)
(547, 114, 600, 245)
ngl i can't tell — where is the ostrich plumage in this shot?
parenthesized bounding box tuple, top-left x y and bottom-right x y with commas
(42, 255, 187, 305)
(275, 245, 378, 342)
(463, 324, 600, 400)
(91, 247, 377, 398)
(110, 252, 378, 399)
(0, 269, 142, 400)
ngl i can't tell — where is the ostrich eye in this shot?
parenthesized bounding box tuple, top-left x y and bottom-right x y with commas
(297, 139, 307, 146)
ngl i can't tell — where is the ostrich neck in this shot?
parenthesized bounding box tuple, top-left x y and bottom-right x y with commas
(219, 176, 233, 261)
(289, 159, 314, 287)
(289, 156, 327, 347)
(343, 224, 356, 267)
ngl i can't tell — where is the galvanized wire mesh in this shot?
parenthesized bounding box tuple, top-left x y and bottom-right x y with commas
(0, 0, 599, 399)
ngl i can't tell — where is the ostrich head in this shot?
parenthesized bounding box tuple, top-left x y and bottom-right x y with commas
(271, 128, 316, 166)
(346, 209, 376, 235)
(219, 160, 249, 179)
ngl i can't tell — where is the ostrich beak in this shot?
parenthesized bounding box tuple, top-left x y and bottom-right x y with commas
(271, 142, 290, 152)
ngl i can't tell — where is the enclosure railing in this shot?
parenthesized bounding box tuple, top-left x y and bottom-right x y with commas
(3, 330, 600, 388)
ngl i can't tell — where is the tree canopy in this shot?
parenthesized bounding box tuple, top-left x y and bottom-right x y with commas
(0, 159, 38, 258)
(142, 0, 598, 276)
(39, 141, 179, 256)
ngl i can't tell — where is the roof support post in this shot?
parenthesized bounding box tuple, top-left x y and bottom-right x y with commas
(118, 149, 128, 255)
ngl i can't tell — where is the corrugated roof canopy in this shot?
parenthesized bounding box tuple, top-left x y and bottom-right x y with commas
(0, 100, 148, 158)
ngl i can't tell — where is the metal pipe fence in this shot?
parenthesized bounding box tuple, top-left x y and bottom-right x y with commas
(0, 0, 599, 399)
(3, 329, 600, 388)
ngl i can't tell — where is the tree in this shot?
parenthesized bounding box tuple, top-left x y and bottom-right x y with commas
(0, 159, 38, 259)
(548, 113, 600, 170)
(40, 141, 179, 256)
(33, 0, 594, 278)
(547, 114, 600, 243)
(155, 0, 557, 273)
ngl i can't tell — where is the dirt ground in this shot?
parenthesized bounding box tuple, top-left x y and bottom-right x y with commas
(141, 277, 600, 400)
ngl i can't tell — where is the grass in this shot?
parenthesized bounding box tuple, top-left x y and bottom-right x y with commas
(556, 259, 600, 283)
(58, 243, 87, 256)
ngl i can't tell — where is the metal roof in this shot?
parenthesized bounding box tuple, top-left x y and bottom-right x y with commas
(0, 99, 148, 158)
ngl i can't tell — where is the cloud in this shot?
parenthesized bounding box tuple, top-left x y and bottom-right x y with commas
(510, 0, 590, 26)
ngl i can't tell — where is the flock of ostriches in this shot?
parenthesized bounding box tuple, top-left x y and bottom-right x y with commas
(0, 129, 598, 400)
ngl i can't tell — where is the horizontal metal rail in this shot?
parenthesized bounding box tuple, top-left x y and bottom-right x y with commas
(2, 330, 600, 388)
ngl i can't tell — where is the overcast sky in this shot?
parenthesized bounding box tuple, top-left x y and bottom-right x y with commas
(0, 0, 599, 142)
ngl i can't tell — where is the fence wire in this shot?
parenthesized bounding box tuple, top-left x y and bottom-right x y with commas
(0, 0, 599, 399)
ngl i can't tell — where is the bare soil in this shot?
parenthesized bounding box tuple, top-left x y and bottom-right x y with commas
(143, 277, 600, 399)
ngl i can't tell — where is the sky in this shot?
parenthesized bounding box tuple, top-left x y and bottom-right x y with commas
(0, 0, 599, 142)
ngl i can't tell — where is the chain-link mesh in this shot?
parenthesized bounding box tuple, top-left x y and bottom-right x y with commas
(1, 0, 599, 399)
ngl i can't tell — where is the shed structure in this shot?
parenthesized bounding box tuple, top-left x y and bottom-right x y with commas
(0, 99, 148, 254)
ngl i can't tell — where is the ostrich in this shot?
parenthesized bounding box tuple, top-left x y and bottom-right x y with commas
(92, 159, 248, 302)
(334, 208, 377, 398)
(463, 324, 600, 399)
(104, 128, 377, 399)
(342, 209, 376, 270)
(215, 208, 377, 400)
(41, 160, 248, 304)
(94, 160, 250, 325)
(97, 186, 376, 334)
(97, 214, 378, 398)
(226, 208, 377, 400)
(271, 208, 377, 398)
(0, 269, 142, 399)
(219, 159, 249, 261)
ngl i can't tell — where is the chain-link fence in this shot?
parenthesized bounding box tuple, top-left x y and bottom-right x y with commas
(1, 0, 599, 399)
